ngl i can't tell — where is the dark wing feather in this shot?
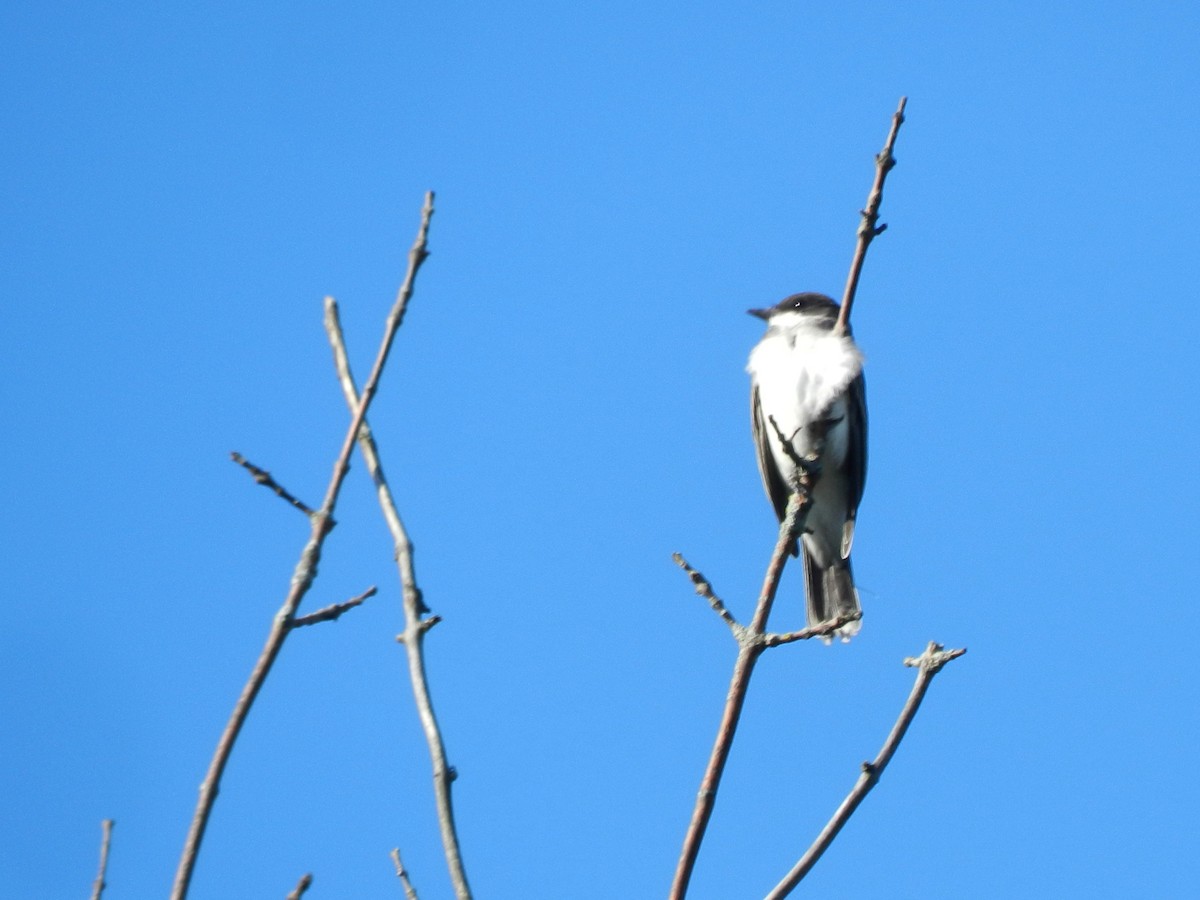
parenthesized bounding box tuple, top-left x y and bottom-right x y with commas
(842, 373, 868, 523)
(751, 382, 790, 523)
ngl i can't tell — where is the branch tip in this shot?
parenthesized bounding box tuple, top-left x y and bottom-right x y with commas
(674, 552, 739, 630)
(229, 452, 315, 516)
(286, 873, 313, 900)
(90, 819, 115, 900)
(390, 848, 420, 900)
(290, 586, 377, 629)
(835, 96, 909, 334)
(421, 614, 443, 632)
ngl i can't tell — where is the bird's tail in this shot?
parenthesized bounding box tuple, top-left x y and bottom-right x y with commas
(803, 551, 862, 643)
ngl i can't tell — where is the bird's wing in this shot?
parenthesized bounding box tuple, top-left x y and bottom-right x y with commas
(840, 372, 868, 555)
(751, 382, 790, 523)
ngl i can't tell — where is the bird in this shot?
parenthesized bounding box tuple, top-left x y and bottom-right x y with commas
(746, 292, 867, 641)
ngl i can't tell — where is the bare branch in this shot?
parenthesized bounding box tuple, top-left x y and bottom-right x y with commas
(904, 641, 967, 674)
(670, 481, 818, 900)
(285, 873, 313, 900)
(89, 819, 114, 900)
(672, 100, 907, 897)
(390, 848, 421, 900)
(290, 585, 377, 628)
(762, 612, 863, 647)
(764, 642, 967, 898)
(229, 452, 316, 517)
(673, 553, 739, 630)
(765, 414, 806, 472)
(170, 193, 436, 900)
(325, 280, 473, 899)
(835, 96, 907, 335)
(748, 439, 823, 634)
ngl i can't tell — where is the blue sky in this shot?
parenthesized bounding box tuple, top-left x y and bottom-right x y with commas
(4, 2, 1199, 897)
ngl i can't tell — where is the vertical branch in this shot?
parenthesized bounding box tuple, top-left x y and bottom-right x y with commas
(835, 96, 907, 335)
(674, 99, 909, 897)
(89, 819, 114, 900)
(390, 848, 421, 900)
(170, 193, 435, 900)
(764, 643, 966, 898)
(325, 296, 473, 900)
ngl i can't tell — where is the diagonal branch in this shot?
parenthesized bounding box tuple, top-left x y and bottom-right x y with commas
(170, 192, 435, 900)
(90, 819, 114, 900)
(229, 452, 316, 517)
(762, 613, 863, 647)
(325, 293, 472, 900)
(290, 585, 377, 628)
(286, 873, 313, 900)
(764, 642, 967, 898)
(670, 459, 820, 900)
(673, 553, 740, 630)
(835, 96, 907, 335)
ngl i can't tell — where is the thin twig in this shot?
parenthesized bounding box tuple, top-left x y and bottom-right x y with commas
(90, 819, 114, 900)
(673, 553, 739, 629)
(764, 642, 967, 898)
(286, 873, 313, 900)
(291, 585, 377, 628)
(766, 414, 807, 472)
(669, 472, 818, 900)
(230, 452, 316, 517)
(835, 96, 907, 335)
(390, 848, 421, 900)
(325, 288, 472, 900)
(396, 614, 443, 641)
(170, 193, 435, 900)
(762, 612, 863, 647)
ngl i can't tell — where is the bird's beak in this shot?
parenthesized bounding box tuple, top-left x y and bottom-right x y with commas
(747, 308, 771, 320)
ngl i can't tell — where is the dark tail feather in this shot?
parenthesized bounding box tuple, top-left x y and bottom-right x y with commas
(802, 551, 862, 642)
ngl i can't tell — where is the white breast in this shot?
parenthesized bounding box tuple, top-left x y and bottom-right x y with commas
(747, 315, 863, 463)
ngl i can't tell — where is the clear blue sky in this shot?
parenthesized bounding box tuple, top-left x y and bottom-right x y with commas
(4, 2, 1198, 897)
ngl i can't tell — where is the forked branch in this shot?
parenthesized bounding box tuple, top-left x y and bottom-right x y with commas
(169, 193, 435, 900)
(229, 452, 315, 516)
(672, 98, 915, 899)
(669, 457, 822, 900)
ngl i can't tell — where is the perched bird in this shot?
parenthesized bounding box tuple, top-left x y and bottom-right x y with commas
(746, 292, 867, 641)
